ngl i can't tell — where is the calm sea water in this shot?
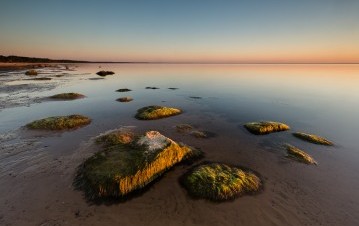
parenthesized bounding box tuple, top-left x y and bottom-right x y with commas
(1, 64, 359, 148)
(1, 64, 359, 225)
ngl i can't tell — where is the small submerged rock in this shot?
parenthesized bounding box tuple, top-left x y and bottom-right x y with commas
(116, 97, 133, 102)
(96, 71, 115, 76)
(25, 77, 52, 81)
(175, 124, 213, 139)
(176, 124, 194, 133)
(25, 70, 38, 76)
(189, 96, 202, 99)
(74, 130, 202, 200)
(182, 163, 262, 201)
(286, 144, 317, 165)
(135, 105, 182, 120)
(145, 87, 159, 89)
(26, 115, 91, 130)
(293, 132, 333, 146)
(190, 130, 208, 138)
(116, 88, 132, 92)
(50, 93, 85, 100)
(168, 88, 178, 90)
(244, 121, 290, 135)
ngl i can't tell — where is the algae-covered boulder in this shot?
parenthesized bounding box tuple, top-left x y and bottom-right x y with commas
(182, 163, 261, 201)
(293, 132, 333, 146)
(135, 105, 182, 120)
(74, 131, 201, 200)
(26, 115, 91, 130)
(286, 144, 317, 165)
(244, 121, 290, 135)
(50, 93, 85, 100)
(25, 70, 38, 76)
(96, 71, 114, 76)
(116, 97, 133, 102)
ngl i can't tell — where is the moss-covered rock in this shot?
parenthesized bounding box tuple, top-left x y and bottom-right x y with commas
(96, 71, 114, 76)
(182, 163, 261, 201)
(74, 131, 201, 200)
(50, 93, 85, 100)
(96, 130, 135, 146)
(286, 144, 317, 165)
(135, 105, 182, 120)
(293, 132, 333, 146)
(26, 115, 91, 130)
(25, 70, 38, 76)
(244, 121, 290, 135)
(116, 97, 133, 102)
(116, 88, 132, 92)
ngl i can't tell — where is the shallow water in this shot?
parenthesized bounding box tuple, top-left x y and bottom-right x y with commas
(1, 64, 359, 226)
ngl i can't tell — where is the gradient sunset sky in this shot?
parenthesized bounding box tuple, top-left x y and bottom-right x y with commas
(1, 0, 358, 63)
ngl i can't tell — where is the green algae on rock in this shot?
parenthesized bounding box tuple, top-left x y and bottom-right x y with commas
(286, 144, 317, 165)
(74, 131, 202, 200)
(96, 130, 135, 146)
(244, 121, 290, 135)
(25, 69, 38, 76)
(293, 132, 333, 146)
(135, 105, 182, 120)
(116, 97, 133, 102)
(96, 71, 114, 76)
(50, 93, 85, 100)
(26, 115, 91, 130)
(182, 163, 261, 201)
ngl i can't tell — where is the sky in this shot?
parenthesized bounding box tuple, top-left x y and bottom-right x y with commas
(0, 0, 358, 63)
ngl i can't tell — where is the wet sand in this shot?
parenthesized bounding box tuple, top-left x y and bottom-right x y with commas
(1, 64, 359, 226)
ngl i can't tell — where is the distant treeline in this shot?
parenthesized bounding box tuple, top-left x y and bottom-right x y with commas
(0, 55, 88, 63)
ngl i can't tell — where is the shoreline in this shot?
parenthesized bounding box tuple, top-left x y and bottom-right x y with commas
(0, 62, 63, 71)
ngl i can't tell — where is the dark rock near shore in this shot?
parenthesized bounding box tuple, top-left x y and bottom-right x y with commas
(96, 71, 115, 76)
(116, 97, 133, 102)
(25, 70, 38, 76)
(116, 88, 132, 92)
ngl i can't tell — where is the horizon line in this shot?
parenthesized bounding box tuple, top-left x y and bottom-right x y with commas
(1, 55, 359, 65)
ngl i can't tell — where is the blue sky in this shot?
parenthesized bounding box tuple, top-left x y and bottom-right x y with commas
(0, 0, 358, 62)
